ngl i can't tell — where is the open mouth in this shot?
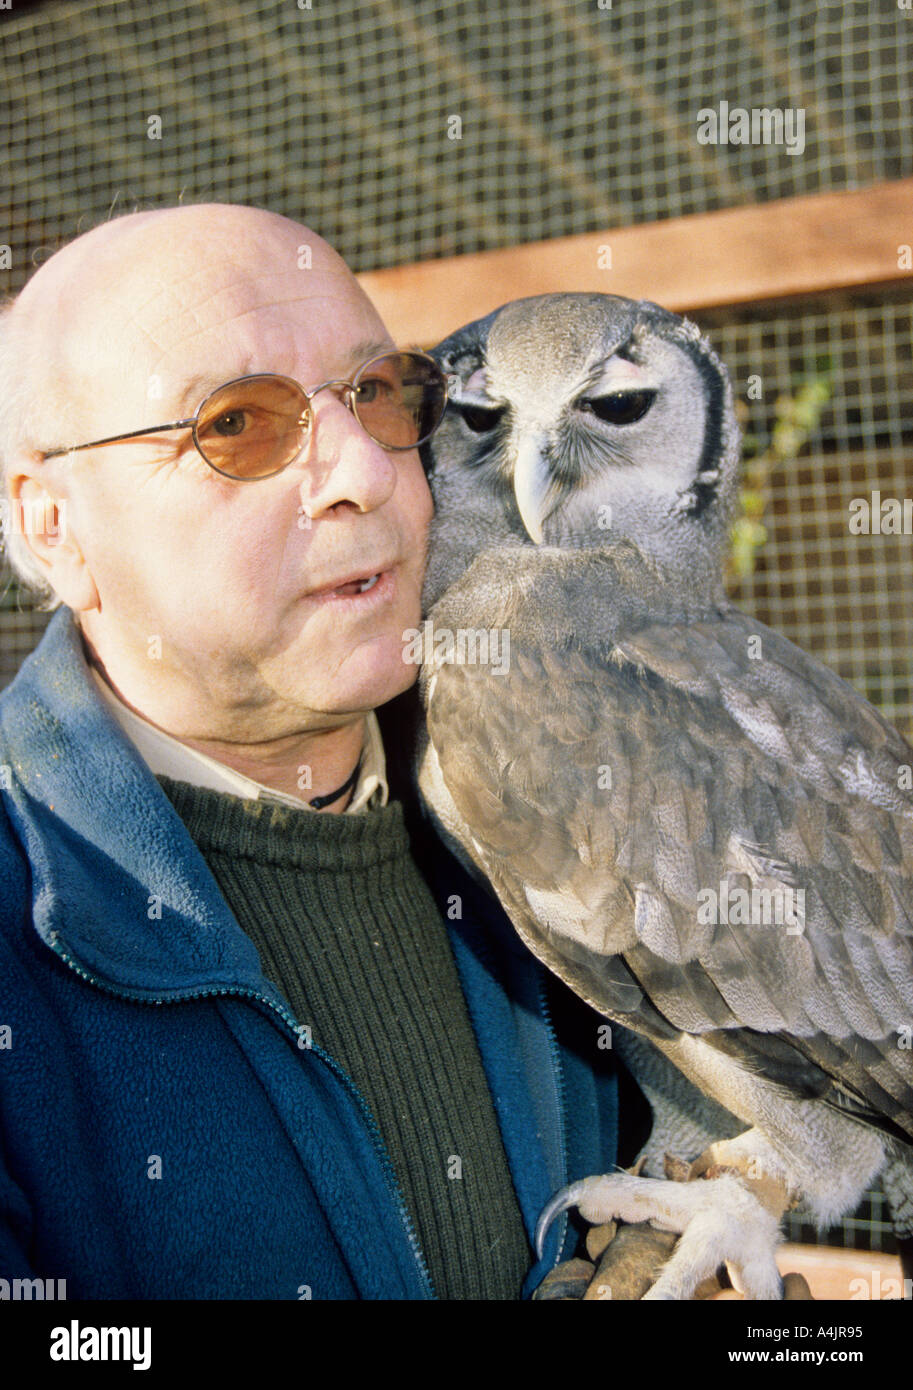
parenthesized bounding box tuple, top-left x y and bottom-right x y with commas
(333, 573, 381, 597)
(307, 568, 395, 603)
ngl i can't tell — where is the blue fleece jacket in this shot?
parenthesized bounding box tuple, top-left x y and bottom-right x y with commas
(0, 608, 618, 1299)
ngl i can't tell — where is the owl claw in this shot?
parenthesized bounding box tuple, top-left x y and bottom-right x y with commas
(536, 1170, 785, 1299)
(535, 1179, 593, 1259)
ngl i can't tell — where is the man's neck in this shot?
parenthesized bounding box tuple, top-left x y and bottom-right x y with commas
(177, 720, 366, 810)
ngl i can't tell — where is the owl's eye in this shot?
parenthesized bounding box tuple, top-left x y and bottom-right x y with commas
(582, 390, 656, 426)
(456, 402, 505, 434)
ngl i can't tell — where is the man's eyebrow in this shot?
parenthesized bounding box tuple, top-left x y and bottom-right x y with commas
(175, 374, 222, 416)
(343, 338, 396, 366)
(173, 340, 402, 416)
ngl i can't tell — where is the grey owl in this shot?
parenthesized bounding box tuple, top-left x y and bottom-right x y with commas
(415, 292, 913, 1300)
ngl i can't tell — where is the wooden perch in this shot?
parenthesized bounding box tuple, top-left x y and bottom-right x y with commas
(357, 178, 913, 346)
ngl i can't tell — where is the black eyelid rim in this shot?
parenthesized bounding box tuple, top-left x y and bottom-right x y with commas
(453, 398, 506, 425)
(584, 387, 657, 404)
(579, 387, 657, 422)
(453, 403, 508, 433)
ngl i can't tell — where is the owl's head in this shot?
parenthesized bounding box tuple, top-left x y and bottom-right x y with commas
(421, 292, 741, 605)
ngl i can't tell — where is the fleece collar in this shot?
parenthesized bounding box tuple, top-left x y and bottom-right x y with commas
(0, 608, 276, 1000)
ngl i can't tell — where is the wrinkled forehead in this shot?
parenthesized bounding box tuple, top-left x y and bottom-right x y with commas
(50, 238, 368, 356)
(108, 259, 380, 373)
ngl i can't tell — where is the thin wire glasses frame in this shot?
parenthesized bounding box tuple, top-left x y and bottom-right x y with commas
(41, 349, 449, 481)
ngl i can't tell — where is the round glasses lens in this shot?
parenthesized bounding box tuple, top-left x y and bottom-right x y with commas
(352, 353, 447, 450)
(194, 377, 307, 478)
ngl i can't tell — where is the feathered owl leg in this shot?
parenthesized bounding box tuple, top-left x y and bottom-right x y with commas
(537, 1130, 794, 1299)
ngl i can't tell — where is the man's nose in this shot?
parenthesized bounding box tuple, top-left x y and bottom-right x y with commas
(295, 389, 399, 518)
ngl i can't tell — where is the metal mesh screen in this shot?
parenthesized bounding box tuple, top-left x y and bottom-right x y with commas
(1, 0, 910, 1261)
(2, 0, 911, 279)
(704, 288, 913, 741)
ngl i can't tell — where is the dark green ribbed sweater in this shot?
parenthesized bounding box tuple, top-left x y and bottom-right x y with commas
(156, 775, 532, 1300)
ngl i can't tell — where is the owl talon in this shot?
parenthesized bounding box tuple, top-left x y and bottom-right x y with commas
(538, 1170, 785, 1299)
(535, 1179, 594, 1259)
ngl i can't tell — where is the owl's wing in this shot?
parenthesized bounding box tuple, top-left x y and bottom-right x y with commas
(422, 602, 913, 1141)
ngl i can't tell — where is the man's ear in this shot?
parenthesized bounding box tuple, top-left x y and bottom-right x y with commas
(6, 465, 100, 612)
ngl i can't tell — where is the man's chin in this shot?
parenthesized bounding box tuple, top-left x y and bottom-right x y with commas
(295, 638, 420, 716)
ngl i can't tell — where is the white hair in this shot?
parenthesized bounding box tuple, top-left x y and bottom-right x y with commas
(0, 293, 63, 611)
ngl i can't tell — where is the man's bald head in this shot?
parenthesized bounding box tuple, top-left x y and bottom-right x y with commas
(12, 204, 375, 449)
(18, 203, 349, 306)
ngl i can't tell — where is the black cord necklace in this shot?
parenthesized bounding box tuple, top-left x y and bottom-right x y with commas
(308, 756, 363, 810)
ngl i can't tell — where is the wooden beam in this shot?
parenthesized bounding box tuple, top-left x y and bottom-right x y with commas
(712, 1244, 906, 1301)
(357, 179, 913, 345)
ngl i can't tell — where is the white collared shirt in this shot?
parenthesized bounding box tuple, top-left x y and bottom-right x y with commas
(89, 665, 388, 814)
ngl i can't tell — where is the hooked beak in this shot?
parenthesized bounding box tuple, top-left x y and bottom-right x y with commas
(512, 434, 553, 544)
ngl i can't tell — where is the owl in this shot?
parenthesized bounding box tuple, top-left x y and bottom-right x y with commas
(415, 293, 913, 1299)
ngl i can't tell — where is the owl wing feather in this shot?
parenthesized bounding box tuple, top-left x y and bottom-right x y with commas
(423, 591, 913, 1142)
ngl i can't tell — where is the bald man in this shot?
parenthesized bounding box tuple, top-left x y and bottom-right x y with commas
(0, 205, 619, 1300)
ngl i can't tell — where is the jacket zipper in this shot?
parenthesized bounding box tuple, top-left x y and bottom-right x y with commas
(453, 904, 570, 1274)
(46, 931, 436, 1299)
(535, 963, 569, 1266)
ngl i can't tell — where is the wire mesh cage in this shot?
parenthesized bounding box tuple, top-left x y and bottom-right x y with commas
(2, 0, 911, 272)
(706, 288, 913, 741)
